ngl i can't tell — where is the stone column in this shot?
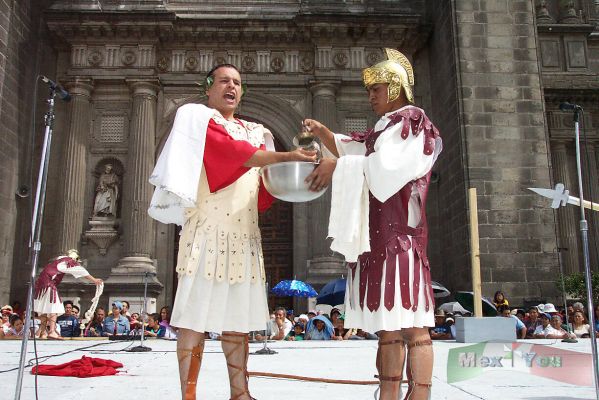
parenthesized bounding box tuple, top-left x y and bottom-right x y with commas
(305, 81, 345, 291)
(56, 79, 94, 253)
(551, 140, 580, 274)
(582, 142, 599, 269)
(114, 80, 159, 274)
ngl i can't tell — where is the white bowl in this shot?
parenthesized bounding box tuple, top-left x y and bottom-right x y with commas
(260, 161, 327, 202)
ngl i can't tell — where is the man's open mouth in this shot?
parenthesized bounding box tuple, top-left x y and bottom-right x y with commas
(225, 93, 236, 100)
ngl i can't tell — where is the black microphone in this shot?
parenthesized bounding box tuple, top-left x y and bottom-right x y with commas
(41, 76, 71, 102)
(559, 102, 581, 111)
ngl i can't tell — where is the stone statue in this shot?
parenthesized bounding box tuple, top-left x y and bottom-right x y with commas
(93, 163, 119, 218)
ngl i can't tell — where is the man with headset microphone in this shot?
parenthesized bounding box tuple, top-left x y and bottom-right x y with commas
(148, 63, 314, 400)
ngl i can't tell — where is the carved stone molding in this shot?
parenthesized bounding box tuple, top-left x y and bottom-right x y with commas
(270, 57, 284, 72)
(84, 218, 119, 256)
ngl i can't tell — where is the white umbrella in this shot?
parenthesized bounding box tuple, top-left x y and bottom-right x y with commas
(438, 301, 471, 315)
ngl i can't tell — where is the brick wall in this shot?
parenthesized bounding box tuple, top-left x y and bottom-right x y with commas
(0, 0, 56, 304)
(427, 0, 471, 296)
(452, 0, 559, 304)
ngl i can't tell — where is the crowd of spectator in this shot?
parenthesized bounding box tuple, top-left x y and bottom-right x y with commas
(428, 291, 599, 341)
(1, 300, 176, 340)
(252, 306, 378, 342)
(3, 292, 599, 342)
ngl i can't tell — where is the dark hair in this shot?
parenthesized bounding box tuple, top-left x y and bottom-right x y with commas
(159, 306, 170, 322)
(149, 313, 160, 322)
(63, 300, 74, 307)
(122, 301, 130, 308)
(493, 291, 505, 302)
(497, 305, 510, 314)
(206, 63, 241, 80)
(9, 313, 22, 325)
(72, 305, 80, 312)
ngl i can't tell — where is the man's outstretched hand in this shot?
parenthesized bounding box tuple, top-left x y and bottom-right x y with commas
(305, 158, 336, 191)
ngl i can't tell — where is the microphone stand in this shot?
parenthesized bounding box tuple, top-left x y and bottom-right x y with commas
(14, 87, 58, 400)
(128, 272, 152, 352)
(571, 106, 599, 399)
(253, 281, 277, 355)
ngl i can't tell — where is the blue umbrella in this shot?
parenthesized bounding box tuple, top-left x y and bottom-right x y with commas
(316, 278, 346, 306)
(271, 279, 318, 298)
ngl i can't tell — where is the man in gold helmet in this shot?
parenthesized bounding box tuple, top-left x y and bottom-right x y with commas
(304, 48, 442, 400)
(34, 249, 102, 339)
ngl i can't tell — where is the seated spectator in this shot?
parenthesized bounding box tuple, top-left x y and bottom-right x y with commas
(334, 315, 354, 340)
(430, 309, 453, 340)
(493, 291, 509, 309)
(286, 309, 295, 324)
(296, 314, 309, 327)
(350, 329, 378, 340)
(498, 305, 526, 339)
(570, 310, 591, 338)
(122, 301, 131, 318)
(129, 312, 143, 334)
(285, 323, 305, 341)
(330, 307, 342, 327)
(102, 301, 130, 336)
(533, 313, 554, 338)
(307, 310, 317, 320)
(305, 315, 337, 340)
(57, 301, 80, 337)
(548, 314, 574, 339)
(256, 307, 293, 341)
(145, 313, 164, 338)
(543, 303, 558, 315)
(525, 306, 543, 338)
(158, 306, 177, 339)
(72, 305, 81, 321)
(4, 314, 25, 339)
(1, 306, 12, 334)
(572, 302, 585, 313)
(11, 301, 24, 320)
(84, 307, 105, 337)
(514, 309, 525, 322)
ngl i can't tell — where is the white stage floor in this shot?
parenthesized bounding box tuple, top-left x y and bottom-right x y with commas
(0, 338, 596, 399)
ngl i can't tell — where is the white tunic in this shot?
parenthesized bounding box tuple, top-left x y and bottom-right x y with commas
(330, 106, 442, 333)
(33, 260, 90, 315)
(169, 115, 270, 334)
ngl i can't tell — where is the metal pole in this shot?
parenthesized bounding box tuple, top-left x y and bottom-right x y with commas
(128, 272, 152, 352)
(573, 109, 599, 399)
(14, 91, 57, 400)
(253, 281, 276, 355)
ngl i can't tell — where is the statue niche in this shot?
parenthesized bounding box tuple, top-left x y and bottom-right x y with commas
(85, 160, 123, 255)
(93, 163, 120, 218)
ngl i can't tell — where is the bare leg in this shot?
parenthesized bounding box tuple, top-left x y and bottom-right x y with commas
(177, 328, 205, 400)
(221, 331, 254, 400)
(38, 315, 48, 338)
(46, 314, 60, 339)
(376, 330, 406, 400)
(401, 327, 433, 400)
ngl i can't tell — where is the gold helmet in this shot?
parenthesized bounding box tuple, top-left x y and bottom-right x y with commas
(362, 48, 414, 104)
(66, 249, 80, 261)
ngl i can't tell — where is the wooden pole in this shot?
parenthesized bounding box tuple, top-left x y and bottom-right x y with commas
(468, 188, 483, 318)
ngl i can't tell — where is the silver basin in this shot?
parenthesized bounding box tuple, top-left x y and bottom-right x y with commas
(260, 161, 327, 202)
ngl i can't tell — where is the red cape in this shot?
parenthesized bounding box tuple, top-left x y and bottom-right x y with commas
(31, 356, 123, 378)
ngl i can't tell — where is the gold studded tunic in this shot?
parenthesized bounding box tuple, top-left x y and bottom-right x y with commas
(170, 112, 272, 333)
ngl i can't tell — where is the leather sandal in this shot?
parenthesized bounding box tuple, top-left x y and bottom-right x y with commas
(177, 344, 204, 400)
(373, 338, 405, 400)
(221, 332, 256, 400)
(405, 339, 433, 400)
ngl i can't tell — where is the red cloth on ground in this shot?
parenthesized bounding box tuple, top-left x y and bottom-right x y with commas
(203, 119, 275, 212)
(31, 356, 123, 378)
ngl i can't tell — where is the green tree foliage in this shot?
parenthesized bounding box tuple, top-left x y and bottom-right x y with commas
(557, 272, 599, 303)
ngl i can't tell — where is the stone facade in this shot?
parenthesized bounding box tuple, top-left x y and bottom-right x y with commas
(1, 0, 598, 312)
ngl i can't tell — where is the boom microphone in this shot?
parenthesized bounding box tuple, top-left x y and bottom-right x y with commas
(559, 102, 581, 111)
(41, 76, 71, 102)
